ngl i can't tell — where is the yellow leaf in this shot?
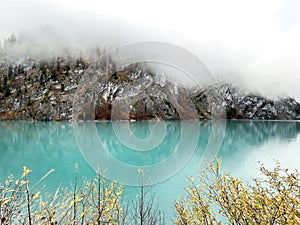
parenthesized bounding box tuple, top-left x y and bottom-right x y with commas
(138, 168, 144, 175)
(80, 208, 87, 218)
(31, 192, 40, 200)
(188, 176, 195, 183)
(40, 201, 46, 207)
(49, 210, 55, 220)
(74, 196, 82, 203)
(22, 166, 32, 178)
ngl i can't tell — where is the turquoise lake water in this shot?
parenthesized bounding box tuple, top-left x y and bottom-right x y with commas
(0, 120, 300, 223)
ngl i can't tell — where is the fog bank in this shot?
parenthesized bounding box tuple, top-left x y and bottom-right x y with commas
(0, 0, 299, 100)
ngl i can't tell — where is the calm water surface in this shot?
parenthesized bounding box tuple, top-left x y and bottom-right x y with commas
(0, 120, 300, 223)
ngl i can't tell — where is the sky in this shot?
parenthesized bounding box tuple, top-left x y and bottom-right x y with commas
(0, 0, 300, 100)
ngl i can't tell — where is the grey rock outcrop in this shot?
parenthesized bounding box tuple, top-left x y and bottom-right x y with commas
(190, 84, 300, 120)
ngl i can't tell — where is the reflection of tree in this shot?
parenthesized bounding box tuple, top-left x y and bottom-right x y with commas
(1, 120, 299, 188)
(219, 120, 300, 157)
(1, 120, 298, 170)
(96, 121, 181, 166)
(0, 121, 93, 188)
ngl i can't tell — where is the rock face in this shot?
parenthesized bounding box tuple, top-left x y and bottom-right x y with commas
(0, 55, 84, 120)
(213, 84, 300, 120)
(73, 64, 199, 120)
(0, 54, 299, 121)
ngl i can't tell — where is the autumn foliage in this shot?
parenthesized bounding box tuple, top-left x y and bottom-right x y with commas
(1, 159, 300, 224)
(175, 159, 300, 225)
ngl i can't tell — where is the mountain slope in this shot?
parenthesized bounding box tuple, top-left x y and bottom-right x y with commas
(0, 54, 299, 121)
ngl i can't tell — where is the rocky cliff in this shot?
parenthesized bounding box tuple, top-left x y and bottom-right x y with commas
(0, 54, 299, 121)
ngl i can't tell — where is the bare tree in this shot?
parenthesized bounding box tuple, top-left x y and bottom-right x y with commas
(129, 170, 165, 225)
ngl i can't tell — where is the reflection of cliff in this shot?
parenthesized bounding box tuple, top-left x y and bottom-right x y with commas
(96, 121, 181, 166)
(1, 121, 299, 184)
(2, 121, 298, 168)
(0, 121, 95, 187)
(99, 121, 300, 172)
(0, 121, 76, 155)
(219, 121, 300, 158)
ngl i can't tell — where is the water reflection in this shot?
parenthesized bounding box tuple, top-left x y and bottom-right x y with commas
(224, 120, 300, 147)
(74, 120, 202, 185)
(218, 120, 300, 175)
(0, 120, 299, 184)
(0, 121, 95, 189)
(96, 121, 180, 166)
(0, 120, 300, 223)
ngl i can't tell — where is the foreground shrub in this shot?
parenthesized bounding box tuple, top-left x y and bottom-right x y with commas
(0, 166, 164, 225)
(0, 166, 124, 225)
(1, 160, 300, 225)
(175, 159, 300, 225)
